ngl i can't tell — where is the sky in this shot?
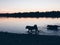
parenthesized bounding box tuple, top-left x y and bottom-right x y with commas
(0, 0, 60, 13)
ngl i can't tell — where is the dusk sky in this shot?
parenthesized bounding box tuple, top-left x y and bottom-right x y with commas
(0, 0, 60, 13)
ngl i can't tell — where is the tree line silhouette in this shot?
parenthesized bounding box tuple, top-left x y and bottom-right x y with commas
(0, 11, 60, 18)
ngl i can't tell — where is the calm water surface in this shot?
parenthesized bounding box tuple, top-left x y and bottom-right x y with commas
(0, 17, 60, 36)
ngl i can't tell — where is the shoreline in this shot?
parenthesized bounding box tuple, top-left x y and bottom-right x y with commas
(0, 32, 60, 45)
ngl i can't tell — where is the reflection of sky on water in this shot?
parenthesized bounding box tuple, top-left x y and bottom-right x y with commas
(0, 17, 60, 36)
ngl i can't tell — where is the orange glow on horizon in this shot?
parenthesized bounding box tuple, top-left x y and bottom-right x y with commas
(0, 8, 60, 13)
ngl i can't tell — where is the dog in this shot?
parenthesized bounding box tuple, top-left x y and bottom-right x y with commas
(26, 25, 39, 34)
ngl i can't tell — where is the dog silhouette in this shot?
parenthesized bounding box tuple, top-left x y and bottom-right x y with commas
(26, 25, 39, 34)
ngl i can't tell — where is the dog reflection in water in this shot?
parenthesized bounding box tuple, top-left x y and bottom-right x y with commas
(26, 25, 39, 34)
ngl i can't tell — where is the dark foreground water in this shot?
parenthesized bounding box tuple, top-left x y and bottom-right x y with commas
(0, 17, 60, 36)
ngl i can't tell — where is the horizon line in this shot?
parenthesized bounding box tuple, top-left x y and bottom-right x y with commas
(0, 10, 60, 14)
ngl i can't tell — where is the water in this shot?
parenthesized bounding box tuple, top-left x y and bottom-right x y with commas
(0, 17, 60, 36)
